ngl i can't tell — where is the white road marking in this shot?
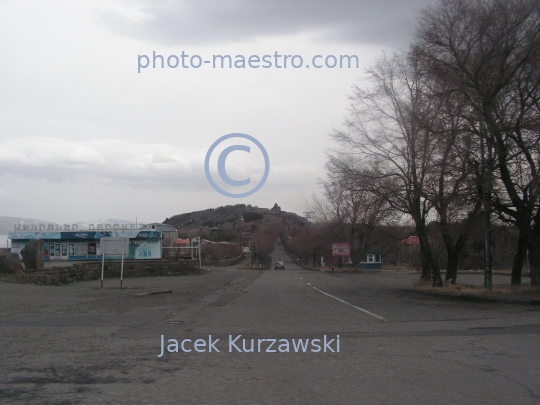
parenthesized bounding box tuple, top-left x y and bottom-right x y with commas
(307, 283, 311, 286)
(311, 286, 387, 322)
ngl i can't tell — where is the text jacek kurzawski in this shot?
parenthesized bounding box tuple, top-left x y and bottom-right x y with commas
(158, 335, 340, 357)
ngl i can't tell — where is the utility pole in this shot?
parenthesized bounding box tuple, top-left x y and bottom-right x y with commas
(481, 135, 492, 291)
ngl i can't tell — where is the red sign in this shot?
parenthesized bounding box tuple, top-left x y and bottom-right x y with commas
(332, 243, 350, 256)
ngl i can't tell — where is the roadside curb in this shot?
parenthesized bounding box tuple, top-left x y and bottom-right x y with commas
(402, 288, 540, 306)
(134, 289, 172, 296)
(456, 271, 531, 277)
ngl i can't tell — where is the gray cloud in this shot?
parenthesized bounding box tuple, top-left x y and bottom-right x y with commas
(100, 0, 435, 47)
(0, 138, 205, 191)
(0, 137, 316, 194)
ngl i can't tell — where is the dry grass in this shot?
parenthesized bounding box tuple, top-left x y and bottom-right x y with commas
(412, 281, 540, 300)
(383, 265, 520, 275)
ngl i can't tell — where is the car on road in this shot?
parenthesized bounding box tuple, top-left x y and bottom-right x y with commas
(274, 261, 285, 270)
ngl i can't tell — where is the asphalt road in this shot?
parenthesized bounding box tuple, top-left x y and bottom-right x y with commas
(1, 240, 539, 404)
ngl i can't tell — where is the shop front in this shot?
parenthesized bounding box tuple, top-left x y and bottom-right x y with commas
(8, 229, 163, 261)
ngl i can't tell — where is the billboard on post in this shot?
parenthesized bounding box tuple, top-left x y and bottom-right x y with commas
(99, 237, 130, 289)
(332, 243, 350, 257)
(100, 237, 129, 256)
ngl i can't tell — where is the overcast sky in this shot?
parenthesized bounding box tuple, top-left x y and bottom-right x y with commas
(0, 0, 435, 224)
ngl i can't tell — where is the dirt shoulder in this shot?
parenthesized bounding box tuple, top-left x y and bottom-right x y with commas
(403, 283, 540, 305)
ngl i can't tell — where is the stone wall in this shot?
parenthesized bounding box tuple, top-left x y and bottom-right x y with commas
(201, 255, 243, 267)
(17, 260, 202, 285)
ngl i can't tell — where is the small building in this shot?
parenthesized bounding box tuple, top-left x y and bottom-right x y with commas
(173, 238, 193, 259)
(8, 229, 163, 261)
(398, 235, 420, 268)
(161, 238, 199, 260)
(144, 223, 178, 247)
(271, 203, 281, 214)
(358, 250, 382, 269)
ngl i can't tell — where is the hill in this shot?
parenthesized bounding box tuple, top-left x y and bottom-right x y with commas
(163, 204, 306, 241)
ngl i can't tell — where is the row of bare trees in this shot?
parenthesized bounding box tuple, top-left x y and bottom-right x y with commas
(320, 0, 540, 286)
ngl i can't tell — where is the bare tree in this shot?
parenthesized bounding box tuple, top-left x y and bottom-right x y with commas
(415, 0, 540, 284)
(313, 157, 394, 264)
(331, 51, 444, 285)
(422, 80, 484, 282)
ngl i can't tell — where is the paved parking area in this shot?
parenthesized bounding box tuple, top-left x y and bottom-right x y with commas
(1, 247, 539, 404)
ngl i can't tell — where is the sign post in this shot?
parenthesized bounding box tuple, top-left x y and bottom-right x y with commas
(120, 237, 125, 287)
(100, 239, 105, 289)
(100, 237, 130, 289)
(331, 243, 351, 271)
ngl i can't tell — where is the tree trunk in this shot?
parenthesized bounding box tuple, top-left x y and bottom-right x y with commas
(511, 230, 528, 285)
(428, 253, 443, 287)
(417, 233, 431, 282)
(440, 228, 458, 283)
(419, 255, 431, 282)
(416, 224, 442, 286)
(412, 203, 437, 283)
(444, 233, 468, 283)
(445, 250, 459, 283)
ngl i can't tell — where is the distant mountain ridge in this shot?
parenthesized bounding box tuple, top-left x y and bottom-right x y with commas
(0, 216, 57, 234)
